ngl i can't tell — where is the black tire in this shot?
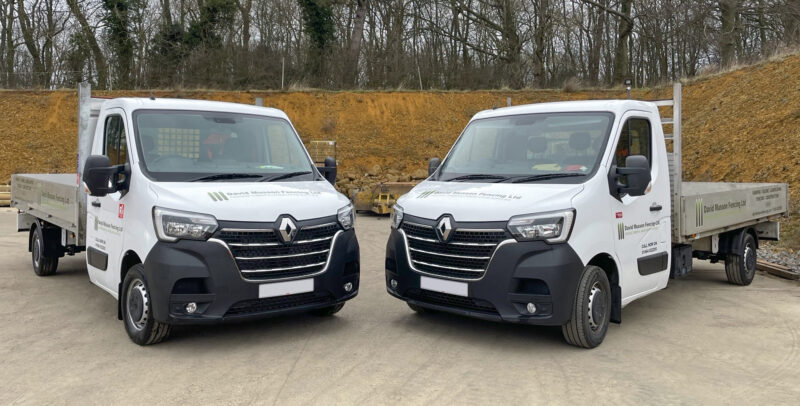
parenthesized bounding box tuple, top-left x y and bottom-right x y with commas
(407, 302, 429, 314)
(121, 264, 171, 345)
(562, 265, 612, 349)
(310, 303, 345, 316)
(30, 224, 58, 277)
(725, 232, 757, 286)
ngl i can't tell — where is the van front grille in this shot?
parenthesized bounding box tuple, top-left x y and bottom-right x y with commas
(401, 221, 508, 280)
(217, 222, 340, 281)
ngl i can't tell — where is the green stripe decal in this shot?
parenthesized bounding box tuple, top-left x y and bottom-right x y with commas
(208, 192, 218, 202)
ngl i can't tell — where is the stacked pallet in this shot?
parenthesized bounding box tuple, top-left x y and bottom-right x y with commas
(0, 185, 9, 206)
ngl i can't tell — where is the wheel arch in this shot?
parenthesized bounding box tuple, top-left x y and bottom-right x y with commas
(118, 250, 143, 320)
(587, 252, 622, 324)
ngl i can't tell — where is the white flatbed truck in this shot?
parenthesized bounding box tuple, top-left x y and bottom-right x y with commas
(12, 83, 360, 345)
(384, 83, 788, 348)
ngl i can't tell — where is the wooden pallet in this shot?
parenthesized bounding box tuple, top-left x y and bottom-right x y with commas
(756, 259, 800, 280)
(0, 185, 9, 207)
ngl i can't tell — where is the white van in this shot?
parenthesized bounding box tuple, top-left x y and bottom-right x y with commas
(385, 84, 788, 348)
(12, 84, 360, 345)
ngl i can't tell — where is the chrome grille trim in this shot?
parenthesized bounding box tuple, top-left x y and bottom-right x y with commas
(213, 228, 343, 282)
(406, 234, 498, 247)
(240, 262, 328, 273)
(228, 242, 282, 247)
(400, 229, 516, 282)
(410, 259, 484, 273)
(408, 247, 490, 260)
(235, 249, 330, 261)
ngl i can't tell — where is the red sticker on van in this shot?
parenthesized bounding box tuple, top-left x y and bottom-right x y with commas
(118, 204, 125, 219)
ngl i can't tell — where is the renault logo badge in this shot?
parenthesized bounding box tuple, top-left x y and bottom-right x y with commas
(278, 217, 297, 243)
(436, 216, 453, 242)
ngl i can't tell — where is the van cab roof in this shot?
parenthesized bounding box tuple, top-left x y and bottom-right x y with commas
(472, 99, 657, 121)
(101, 97, 289, 120)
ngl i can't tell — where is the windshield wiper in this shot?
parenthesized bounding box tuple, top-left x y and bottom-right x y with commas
(190, 173, 264, 182)
(510, 173, 586, 183)
(443, 174, 510, 182)
(261, 171, 313, 182)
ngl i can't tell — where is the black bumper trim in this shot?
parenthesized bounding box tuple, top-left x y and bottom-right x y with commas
(385, 228, 583, 326)
(143, 228, 359, 325)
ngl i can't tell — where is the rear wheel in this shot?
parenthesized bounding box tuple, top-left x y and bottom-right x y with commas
(122, 265, 171, 345)
(562, 265, 611, 349)
(30, 224, 58, 276)
(310, 303, 345, 316)
(725, 232, 757, 286)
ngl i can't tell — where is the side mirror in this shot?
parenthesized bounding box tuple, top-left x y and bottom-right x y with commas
(428, 157, 441, 176)
(320, 156, 337, 185)
(82, 155, 125, 197)
(614, 155, 651, 197)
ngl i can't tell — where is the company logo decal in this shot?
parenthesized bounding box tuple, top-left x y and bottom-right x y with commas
(695, 198, 704, 227)
(118, 204, 125, 219)
(618, 220, 661, 240)
(208, 191, 229, 202)
(277, 217, 297, 243)
(436, 216, 453, 242)
(415, 190, 522, 201)
(208, 189, 323, 202)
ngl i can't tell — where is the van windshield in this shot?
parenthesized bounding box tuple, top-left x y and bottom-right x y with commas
(437, 112, 614, 183)
(133, 110, 316, 182)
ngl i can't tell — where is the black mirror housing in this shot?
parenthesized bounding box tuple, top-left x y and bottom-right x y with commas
(320, 156, 337, 185)
(615, 155, 651, 197)
(428, 157, 441, 176)
(82, 155, 119, 197)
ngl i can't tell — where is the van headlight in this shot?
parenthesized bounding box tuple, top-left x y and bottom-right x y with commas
(507, 209, 575, 243)
(153, 207, 218, 242)
(390, 204, 404, 229)
(337, 203, 354, 230)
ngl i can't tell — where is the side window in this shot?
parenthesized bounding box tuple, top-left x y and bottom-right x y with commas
(614, 118, 651, 168)
(104, 115, 127, 166)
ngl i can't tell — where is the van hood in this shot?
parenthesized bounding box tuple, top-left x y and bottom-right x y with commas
(148, 181, 349, 222)
(396, 181, 583, 222)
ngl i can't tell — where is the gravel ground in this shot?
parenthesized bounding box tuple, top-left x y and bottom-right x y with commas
(760, 243, 800, 270)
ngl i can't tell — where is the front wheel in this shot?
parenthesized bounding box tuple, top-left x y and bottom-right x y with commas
(562, 265, 611, 349)
(31, 224, 58, 276)
(725, 232, 757, 286)
(122, 264, 171, 345)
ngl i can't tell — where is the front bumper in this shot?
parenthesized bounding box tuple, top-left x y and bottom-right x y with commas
(143, 229, 360, 324)
(385, 228, 583, 326)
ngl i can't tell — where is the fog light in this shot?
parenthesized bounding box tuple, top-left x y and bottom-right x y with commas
(185, 302, 197, 314)
(344, 282, 353, 292)
(526, 302, 537, 314)
(390, 279, 398, 289)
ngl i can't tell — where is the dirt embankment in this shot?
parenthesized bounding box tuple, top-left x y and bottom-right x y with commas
(1, 53, 799, 246)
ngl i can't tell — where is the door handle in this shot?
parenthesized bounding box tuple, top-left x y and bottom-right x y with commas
(91, 201, 101, 208)
(650, 203, 662, 212)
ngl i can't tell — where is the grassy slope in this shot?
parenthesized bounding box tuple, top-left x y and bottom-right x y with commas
(1, 53, 798, 246)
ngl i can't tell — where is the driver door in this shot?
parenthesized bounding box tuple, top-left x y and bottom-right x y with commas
(610, 113, 671, 300)
(86, 110, 129, 296)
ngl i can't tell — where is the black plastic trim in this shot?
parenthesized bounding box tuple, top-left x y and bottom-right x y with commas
(87, 247, 108, 271)
(385, 228, 584, 326)
(637, 251, 668, 275)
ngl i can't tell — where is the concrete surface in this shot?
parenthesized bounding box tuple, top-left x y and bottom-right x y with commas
(1, 207, 799, 405)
